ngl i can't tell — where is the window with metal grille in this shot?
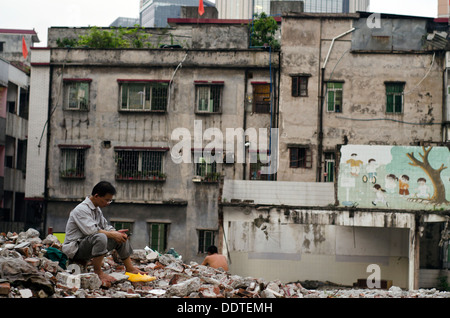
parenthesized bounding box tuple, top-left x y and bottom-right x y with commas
(194, 155, 217, 178)
(115, 149, 165, 181)
(249, 152, 270, 180)
(60, 146, 88, 178)
(289, 146, 312, 168)
(326, 82, 343, 113)
(291, 76, 309, 97)
(63, 80, 90, 111)
(252, 83, 271, 113)
(198, 230, 215, 253)
(324, 152, 335, 182)
(148, 223, 168, 253)
(120, 81, 168, 112)
(195, 84, 222, 113)
(385, 82, 404, 114)
(111, 221, 134, 235)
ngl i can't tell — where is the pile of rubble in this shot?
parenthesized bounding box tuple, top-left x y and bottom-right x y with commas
(1, 228, 450, 298)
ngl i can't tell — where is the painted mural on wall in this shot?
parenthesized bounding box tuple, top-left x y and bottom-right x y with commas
(338, 145, 450, 210)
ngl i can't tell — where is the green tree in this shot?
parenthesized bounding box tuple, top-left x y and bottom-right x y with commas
(77, 27, 129, 48)
(250, 12, 280, 50)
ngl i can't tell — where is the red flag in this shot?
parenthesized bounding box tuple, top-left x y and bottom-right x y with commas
(198, 0, 204, 16)
(22, 36, 28, 59)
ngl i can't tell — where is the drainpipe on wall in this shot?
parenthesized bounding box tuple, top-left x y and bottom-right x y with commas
(317, 27, 355, 182)
(43, 65, 53, 235)
(443, 60, 448, 143)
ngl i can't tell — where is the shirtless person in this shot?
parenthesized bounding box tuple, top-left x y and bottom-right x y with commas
(201, 245, 229, 271)
(62, 181, 146, 285)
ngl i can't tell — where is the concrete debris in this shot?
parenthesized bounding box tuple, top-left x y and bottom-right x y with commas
(1, 229, 450, 298)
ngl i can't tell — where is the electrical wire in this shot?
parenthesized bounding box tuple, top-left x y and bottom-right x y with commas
(403, 52, 435, 96)
(335, 115, 443, 125)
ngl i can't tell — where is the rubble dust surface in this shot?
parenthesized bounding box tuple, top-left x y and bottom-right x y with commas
(1, 229, 450, 299)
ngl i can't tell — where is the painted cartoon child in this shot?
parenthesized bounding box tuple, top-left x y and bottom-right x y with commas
(346, 153, 363, 176)
(385, 174, 398, 194)
(416, 178, 430, 199)
(366, 158, 378, 183)
(399, 175, 410, 197)
(372, 184, 389, 207)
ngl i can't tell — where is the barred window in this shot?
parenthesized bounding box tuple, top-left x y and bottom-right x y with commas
(192, 151, 220, 183)
(249, 152, 270, 180)
(119, 81, 168, 112)
(195, 84, 222, 113)
(63, 80, 90, 111)
(111, 221, 134, 235)
(115, 149, 166, 181)
(198, 230, 215, 253)
(148, 223, 169, 253)
(59, 146, 89, 178)
(252, 83, 271, 113)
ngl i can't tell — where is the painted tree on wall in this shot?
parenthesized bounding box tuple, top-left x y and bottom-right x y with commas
(406, 146, 449, 205)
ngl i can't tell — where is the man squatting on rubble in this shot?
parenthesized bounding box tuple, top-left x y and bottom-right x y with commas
(62, 181, 146, 284)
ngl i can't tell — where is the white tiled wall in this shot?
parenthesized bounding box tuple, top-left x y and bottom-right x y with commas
(25, 49, 51, 198)
(223, 180, 335, 206)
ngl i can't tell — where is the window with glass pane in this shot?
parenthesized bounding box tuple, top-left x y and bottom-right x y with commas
(64, 82, 89, 111)
(195, 155, 217, 177)
(324, 152, 335, 182)
(111, 221, 133, 234)
(386, 83, 404, 113)
(198, 230, 215, 253)
(292, 76, 309, 97)
(326, 82, 343, 113)
(253, 84, 271, 113)
(115, 150, 164, 180)
(196, 85, 222, 113)
(120, 82, 168, 111)
(60, 148, 86, 178)
(148, 223, 168, 253)
(289, 147, 312, 168)
(250, 153, 269, 180)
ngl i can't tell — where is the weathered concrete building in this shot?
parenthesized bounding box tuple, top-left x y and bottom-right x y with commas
(26, 20, 277, 265)
(220, 12, 450, 290)
(25, 11, 450, 290)
(0, 28, 39, 66)
(0, 29, 36, 233)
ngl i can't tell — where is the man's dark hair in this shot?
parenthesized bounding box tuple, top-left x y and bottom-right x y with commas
(207, 245, 218, 254)
(92, 181, 116, 197)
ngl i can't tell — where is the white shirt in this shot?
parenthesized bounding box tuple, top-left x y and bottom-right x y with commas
(61, 196, 114, 259)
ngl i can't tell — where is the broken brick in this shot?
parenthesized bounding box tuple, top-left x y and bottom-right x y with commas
(0, 282, 10, 295)
(1, 228, 450, 299)
(24, 257, 40, 267)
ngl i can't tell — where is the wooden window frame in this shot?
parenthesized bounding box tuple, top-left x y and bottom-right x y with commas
(291, 74, 310, 97)
(252, 82, 271, 114)
(385, 82, 405, 114)
(289, 146, 312, 169)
